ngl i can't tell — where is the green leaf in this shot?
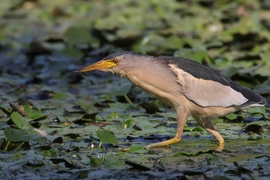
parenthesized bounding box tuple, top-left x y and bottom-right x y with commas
(96, 129, 118, 145)
(11, 112, 33, 130)
(60, 47, 84, 59)
(104, 156, 124, 168)
(173, 151, 196, 157)
(174, 49, 206, 63)
(64, 26, 92, 45)
(108, 103, 130, 110)
(107, 111, 119, 119)
(226, 113, 238, 120)
(90, 156, 103, 167)
(11, 152, 24, 161)
(4, 127, 30, 142)
(53, 92, 72, 99)
(221, 67, 238, 78)
(183, 126, 204, 132)
(248, 134, 262, 140)
(245, 106, 266, 115)
(120, 119, 135, 128)
(41, 148, 60, 157)
(27, 112, 45, 119)
(129, 144, 148, 154)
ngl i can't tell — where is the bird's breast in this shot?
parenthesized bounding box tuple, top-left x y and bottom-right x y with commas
(127, 74, 180, 107)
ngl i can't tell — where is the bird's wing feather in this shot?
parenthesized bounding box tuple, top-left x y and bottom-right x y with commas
(169, 64, 248, 107)
(159, 56, 264, 106)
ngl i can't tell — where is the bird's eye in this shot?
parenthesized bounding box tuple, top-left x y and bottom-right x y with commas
(112, 59, 119, 64)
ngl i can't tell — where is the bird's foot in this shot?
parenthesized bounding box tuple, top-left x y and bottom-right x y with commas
(144, 137, 180, 149)
(215, 140, 224, 152)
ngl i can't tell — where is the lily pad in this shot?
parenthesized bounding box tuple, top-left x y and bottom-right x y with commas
(11, 112, 34, 130)
(129, 144, 148, 154)
(96, 129, 118, 145)
(4, 127, 30, 142)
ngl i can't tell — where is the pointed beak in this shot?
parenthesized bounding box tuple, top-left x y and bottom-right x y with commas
(75, 60, 117, 73)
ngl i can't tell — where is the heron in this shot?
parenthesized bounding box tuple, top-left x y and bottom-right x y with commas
(76, 51, 265, 149)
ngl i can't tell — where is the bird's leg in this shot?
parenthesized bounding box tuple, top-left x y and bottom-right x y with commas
(144, 106, 189, 149)
(193, 115, 224, 151)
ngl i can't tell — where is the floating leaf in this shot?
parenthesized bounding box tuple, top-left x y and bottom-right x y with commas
(4, 127, 30, 142)
(107, 112, 119, 119)
(129, 144, 147, 154)
(104, 156, 124, 168)
(90, 156, 104, 167)
(226, 113, 238, 121)
(64, 26, 92, 45)
(120, 119, 135, 128)
(23, 106, 45, 119)
(248, 133, 262, 140)
(96, 129, 118, 145)
(11, 112, 33, 130)
(245, 106, 266, 115)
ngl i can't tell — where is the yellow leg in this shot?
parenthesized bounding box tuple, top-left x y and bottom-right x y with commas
(144, 106, 189, 149)
(215, 139, 224, 152)
(144, 137, 180, 149)
(194, 115, 225, 151)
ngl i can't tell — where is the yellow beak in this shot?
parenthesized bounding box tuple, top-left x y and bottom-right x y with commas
(75, 60, 117, 72)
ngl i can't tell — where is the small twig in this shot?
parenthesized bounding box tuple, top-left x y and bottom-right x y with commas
(0, 107, 12, 115)
(4, 141, 10, 151)
(124, 95, 133, 104)
(9, 102, 27, 116)
(98, 142, 103, 148)
(16, 141, 25, 150)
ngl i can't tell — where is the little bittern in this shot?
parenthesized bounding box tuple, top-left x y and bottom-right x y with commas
(76, 51, 266, 149)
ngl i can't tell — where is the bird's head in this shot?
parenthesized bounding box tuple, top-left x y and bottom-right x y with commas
(75, 51, 147, 77)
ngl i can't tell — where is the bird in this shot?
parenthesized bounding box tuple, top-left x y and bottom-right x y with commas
(76, 51, 266, 150)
